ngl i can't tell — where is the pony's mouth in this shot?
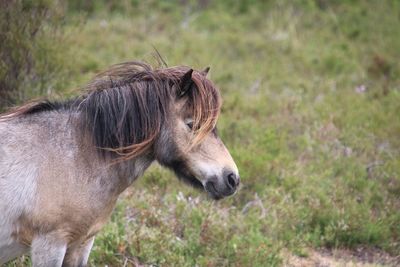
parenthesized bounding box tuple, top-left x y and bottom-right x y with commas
(204, 180, 237, 200)
(165, 159, 236, 200)
(205, 181, 224, 200)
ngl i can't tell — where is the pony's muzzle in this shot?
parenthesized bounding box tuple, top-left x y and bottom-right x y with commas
(205, 170, 240, 200)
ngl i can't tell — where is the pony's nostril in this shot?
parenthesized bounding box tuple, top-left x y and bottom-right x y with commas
(226, 173, 237, 190)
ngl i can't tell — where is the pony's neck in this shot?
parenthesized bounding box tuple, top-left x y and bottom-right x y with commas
(108, 154, 154, 193)
(74, 112, 155, 195)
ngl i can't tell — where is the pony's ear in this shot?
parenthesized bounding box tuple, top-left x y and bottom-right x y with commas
(201, 67, 210, 76)
(179, 69, 194, 97)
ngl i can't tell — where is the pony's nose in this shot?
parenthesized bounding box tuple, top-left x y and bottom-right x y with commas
(225, 172, 240, 191)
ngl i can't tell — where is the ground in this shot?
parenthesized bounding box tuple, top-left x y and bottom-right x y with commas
(284, 248, 399, 267)
(4, 1, 400, 266)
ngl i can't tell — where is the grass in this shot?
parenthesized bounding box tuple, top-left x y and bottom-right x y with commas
(5, 0, 400, 266)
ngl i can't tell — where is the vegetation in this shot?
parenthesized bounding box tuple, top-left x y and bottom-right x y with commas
(3, 0, 400, 266)
(0, 0, 69, 109)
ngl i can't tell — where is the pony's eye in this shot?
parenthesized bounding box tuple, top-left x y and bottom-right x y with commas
(185, 119, 194, 130)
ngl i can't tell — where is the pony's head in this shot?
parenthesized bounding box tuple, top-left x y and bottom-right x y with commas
(82, 62, 240, 200)
(154, 67, 239, 200)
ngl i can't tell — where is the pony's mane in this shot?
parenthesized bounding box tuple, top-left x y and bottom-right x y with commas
(0, 99, 80, 117)
(0, 61, 222, 160)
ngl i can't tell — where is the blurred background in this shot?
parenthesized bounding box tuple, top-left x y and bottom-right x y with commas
(1, 0, 399, 266)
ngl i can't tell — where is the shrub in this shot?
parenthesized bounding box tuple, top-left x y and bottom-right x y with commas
(0, 0, 68, 110)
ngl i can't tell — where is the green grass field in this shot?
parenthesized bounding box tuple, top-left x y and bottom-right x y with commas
(4, 1, 400, 266)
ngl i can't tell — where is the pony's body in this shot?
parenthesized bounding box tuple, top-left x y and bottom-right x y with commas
(0, 111, 151, 265)
(0, 62, 239, 266)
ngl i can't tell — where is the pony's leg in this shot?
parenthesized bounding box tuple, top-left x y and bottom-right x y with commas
(62, 237, 95, 267)
(31, 235, 67, 267)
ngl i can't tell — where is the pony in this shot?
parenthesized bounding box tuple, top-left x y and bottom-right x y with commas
(0, 61, 239, 266)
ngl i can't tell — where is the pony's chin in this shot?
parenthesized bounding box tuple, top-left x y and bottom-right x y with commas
(204, 180, 237, 200)
(204, 181, 225, 200)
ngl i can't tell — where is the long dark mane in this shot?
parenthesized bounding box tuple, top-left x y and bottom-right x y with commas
(0, 61, 221, 160)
